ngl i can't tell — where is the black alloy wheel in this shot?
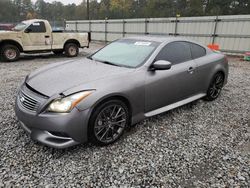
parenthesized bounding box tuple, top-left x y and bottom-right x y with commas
(89, 100, 129, 146)
(205, 72, 224, 101)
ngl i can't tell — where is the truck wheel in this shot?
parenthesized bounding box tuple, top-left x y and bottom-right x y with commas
(65, 43, 79, 57)
(53, 50, 64, 55)
(1, 44, 20, 62)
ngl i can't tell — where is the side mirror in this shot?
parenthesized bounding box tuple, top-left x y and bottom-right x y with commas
(24, 28, 31, 33)
(150, 60, 172, 71)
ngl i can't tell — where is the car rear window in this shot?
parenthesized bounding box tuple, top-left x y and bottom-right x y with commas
(190, 43, 206, 59)
(155, 41, 192, 64)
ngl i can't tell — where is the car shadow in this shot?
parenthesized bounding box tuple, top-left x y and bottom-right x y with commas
(19, 52, 89, 61)
(0, 51, 90, 64)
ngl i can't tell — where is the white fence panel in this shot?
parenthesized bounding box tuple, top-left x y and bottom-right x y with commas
(66, 15, 250, 54)
(91, 21, 105, 32)
(107, 20, 123, 32)
(65, 21, 76, 31)
(92, 32, 105, 41)
(125, 18, 145, 33)
(77, 21, 89, 31)
(107, 33, 122, 41)
(147, 18, 175, 34)
(178, 16, 215, 35)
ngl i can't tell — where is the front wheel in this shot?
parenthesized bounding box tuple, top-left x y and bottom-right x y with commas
(88, 100, 129, 146)
(1, 44, 20, 62)
(64, 43, 79, 57)
(205, 72, 225, 101)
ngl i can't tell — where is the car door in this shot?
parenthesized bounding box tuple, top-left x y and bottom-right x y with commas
(145, 41, 198, 113)
(189, 42, 210, 93)
(22, 21, 52, 51)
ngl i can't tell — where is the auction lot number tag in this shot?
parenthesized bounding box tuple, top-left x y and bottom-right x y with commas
(134, 42, 152, 46)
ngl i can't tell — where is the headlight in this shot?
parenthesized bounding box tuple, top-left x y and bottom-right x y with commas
(47, 91, 93, 113)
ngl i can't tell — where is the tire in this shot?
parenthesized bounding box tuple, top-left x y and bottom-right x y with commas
(88, 100, 129, 146)
(64, 43, 79, 57)
(53, 50, 64, 55)
(0, 44, 20, 62)
(205, 72, 225, 101)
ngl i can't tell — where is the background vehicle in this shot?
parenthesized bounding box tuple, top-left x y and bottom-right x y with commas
(0, 23, 14, 31)
(0, 19, 91, 62)
(15, 37, 228, 149)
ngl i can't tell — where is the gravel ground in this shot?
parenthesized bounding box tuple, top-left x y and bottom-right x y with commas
(0, 43, 249, 187)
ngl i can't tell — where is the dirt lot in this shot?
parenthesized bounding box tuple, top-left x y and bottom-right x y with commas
(0, 43, 249, 187)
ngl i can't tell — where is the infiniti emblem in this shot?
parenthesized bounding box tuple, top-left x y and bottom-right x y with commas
(20, 96, 25, 103)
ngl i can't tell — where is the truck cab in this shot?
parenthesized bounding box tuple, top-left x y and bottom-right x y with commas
(0, 19, 90, 62)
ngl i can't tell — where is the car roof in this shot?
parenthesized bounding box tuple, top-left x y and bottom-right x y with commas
(125, 35, 189, 43)
(124, 35, 210, 51)
(22, 19, 48, 24)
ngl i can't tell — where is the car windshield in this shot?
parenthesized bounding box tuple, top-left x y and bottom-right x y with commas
(91, 39, 159, 68)
(13, 22, 27, 31)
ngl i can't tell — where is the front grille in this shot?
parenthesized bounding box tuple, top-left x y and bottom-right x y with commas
(19, 91, 40, 112)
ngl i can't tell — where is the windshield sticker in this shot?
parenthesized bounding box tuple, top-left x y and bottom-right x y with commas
(33, 23, 40, 26)
(134, 42, 152, 46)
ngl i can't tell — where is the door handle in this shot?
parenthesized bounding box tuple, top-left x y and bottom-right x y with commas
(45, 35, 50, 38)
(188, 67, 195, 74)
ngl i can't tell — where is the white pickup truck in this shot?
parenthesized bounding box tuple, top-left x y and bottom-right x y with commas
(0, 19, 91, 62)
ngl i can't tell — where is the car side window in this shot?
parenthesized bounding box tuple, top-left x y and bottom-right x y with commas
(155, 41, 192, 65)
(27, 22, 46, 33)
(190, 43, 206, 59)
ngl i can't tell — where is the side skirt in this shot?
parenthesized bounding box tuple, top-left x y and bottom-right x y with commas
(145, 93, 206, 117)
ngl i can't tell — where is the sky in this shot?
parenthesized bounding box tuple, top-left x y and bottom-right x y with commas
(32, 0, 83, 5)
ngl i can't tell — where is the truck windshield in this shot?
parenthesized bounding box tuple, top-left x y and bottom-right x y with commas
(13, 23, 27, 31)
(91, 39, 159, 68)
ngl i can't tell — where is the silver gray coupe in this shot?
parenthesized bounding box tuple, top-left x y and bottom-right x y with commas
(15, 36, 228, 148)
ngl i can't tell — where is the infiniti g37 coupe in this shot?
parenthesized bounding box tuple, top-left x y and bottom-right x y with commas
(15, 36, 228, 148)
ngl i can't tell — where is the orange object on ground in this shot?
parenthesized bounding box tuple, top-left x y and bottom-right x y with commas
(207, 44, 220, 51)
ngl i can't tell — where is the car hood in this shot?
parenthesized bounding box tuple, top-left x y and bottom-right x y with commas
(0, 31, 20, 38)
(26, 58, 135, 97)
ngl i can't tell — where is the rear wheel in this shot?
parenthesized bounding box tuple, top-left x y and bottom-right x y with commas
(88, 100, 129, 146)
(1, 44, 20, 62)
(205, 72, 224, 101)
(64, 43, 79, 57)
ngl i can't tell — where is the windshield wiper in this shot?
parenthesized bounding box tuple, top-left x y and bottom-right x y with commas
(87, 56, 93, 60)
(101, 61, 120, 67)
(92, 58, 121, 67)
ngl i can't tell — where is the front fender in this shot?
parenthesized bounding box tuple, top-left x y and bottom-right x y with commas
(64, 70, 146, 123)
(0, 39, 23, 51)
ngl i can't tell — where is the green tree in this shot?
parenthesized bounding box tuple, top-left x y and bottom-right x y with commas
(144, 0, 175, 18)
(0, 0, 250, 23)
(35, 0, 47, 18)
(187, 0, 204, 16)
(0, 0, 18, 22)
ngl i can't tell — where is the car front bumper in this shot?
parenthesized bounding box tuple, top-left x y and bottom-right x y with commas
(15, 96, 91, 149)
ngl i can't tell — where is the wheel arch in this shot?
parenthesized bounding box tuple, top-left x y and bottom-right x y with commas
(205, 62, 227, 91)
(210, 69, 226, 86)
(215, 70, 225, 80)
(0, 40, 23, 52)
(88, 94, 133, 126)
(64, 39, 80, 49)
